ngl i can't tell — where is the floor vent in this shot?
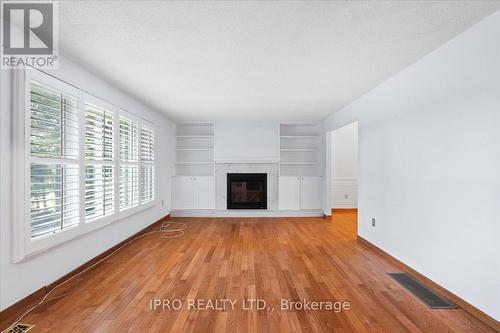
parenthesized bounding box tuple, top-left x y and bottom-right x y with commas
(5, 323, 34, 333)
(388, 273, 456, 309)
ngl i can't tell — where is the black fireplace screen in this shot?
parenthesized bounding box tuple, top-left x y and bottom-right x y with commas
(227, 173, 267, 209)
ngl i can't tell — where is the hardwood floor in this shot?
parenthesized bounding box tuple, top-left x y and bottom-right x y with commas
(7, 211, 495, 332)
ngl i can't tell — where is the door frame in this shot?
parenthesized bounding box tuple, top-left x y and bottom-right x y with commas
(324, 121, 359, 215)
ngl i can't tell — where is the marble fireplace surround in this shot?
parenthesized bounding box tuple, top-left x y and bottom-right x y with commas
(215, 162, 279, 210)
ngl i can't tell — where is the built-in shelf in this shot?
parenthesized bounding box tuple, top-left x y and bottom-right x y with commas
(175, 122, 215, 176)
(280, 122, 321, 176)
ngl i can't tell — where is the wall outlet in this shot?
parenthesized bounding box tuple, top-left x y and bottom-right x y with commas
(161, 199, 165, 206)
(344, 194, 348, 199)
(371, 218, 376, 227)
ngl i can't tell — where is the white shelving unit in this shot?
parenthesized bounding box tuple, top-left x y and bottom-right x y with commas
(279, 123, 321, 176)
(175, 122, 215, 176)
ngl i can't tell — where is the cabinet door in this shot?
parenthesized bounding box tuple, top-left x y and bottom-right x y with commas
(300, 177, 322, 210)
(172, 177, 193, 209)
(279, 177, 301, 210)
(193, 176, 215, 209)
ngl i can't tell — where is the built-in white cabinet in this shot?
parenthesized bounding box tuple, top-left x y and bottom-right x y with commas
(172, 177, 193, 210)
(279, 176, 322, 210)
(299, 176, 322, 209)
(279, 123, 322, 212)
(172, 176, 215, 210)
(173, 122, 215, 211)
(193, 177, 215, 209)
(278, 176, 301, 210)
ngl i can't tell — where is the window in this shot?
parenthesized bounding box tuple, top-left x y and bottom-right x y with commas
(16, 69, 157, 259)
(140, 126, 155, 203)
(29, 76, 80, 238)
(119, 115, 139, 210)
(84, 101, 115, 221)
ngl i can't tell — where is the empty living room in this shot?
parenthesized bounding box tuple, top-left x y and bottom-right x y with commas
(1, 1, 499, 332)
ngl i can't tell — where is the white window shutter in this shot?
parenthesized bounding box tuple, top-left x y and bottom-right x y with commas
(25, 70, 157, 252)
(140, 126, 154, 203)
(119, 115, 139, 210)
(29, 79, 80, 237)
(85, 103, 114, 161)
(84, 102, 115, 221)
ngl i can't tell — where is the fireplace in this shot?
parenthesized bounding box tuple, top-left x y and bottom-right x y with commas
(227, 173, 267, 209)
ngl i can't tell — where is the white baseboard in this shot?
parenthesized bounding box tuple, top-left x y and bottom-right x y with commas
(170, 209, 324, 218)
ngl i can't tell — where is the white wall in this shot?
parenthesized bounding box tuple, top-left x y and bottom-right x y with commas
(330, 122, 358, 208)
(0, 57, 175, 310)
(322, 11, 500, 320)
(215, 121, 279, 161)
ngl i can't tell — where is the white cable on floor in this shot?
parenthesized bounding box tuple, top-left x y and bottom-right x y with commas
(1, 221, 187, 333)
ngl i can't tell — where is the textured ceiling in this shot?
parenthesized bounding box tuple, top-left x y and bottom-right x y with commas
(58, 1, 500, 122)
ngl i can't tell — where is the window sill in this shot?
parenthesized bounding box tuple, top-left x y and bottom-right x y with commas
(19, 201, 156, 262)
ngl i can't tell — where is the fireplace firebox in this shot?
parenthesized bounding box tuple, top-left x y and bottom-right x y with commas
(227, 173, 267, 209)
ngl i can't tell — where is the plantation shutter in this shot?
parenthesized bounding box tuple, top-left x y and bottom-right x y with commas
(23, 69, 160, 258)
(85, 102, 115, 220)
(29, 77, 80, 237)
(140, 126, 154, 161)
(85, 104, 114, 161)
(119, 115, 139, 210)
(140, 126, 154, 203)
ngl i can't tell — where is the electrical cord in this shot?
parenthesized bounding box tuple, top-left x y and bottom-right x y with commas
(1, 221, 187, 333)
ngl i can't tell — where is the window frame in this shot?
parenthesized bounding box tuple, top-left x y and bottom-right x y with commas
(12, 69, 156, 262)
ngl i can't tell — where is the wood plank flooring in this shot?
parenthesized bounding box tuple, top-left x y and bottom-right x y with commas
(9, 211, 495, 332)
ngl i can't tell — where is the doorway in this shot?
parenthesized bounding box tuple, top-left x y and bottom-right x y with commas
(327, 122, 358, 213)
